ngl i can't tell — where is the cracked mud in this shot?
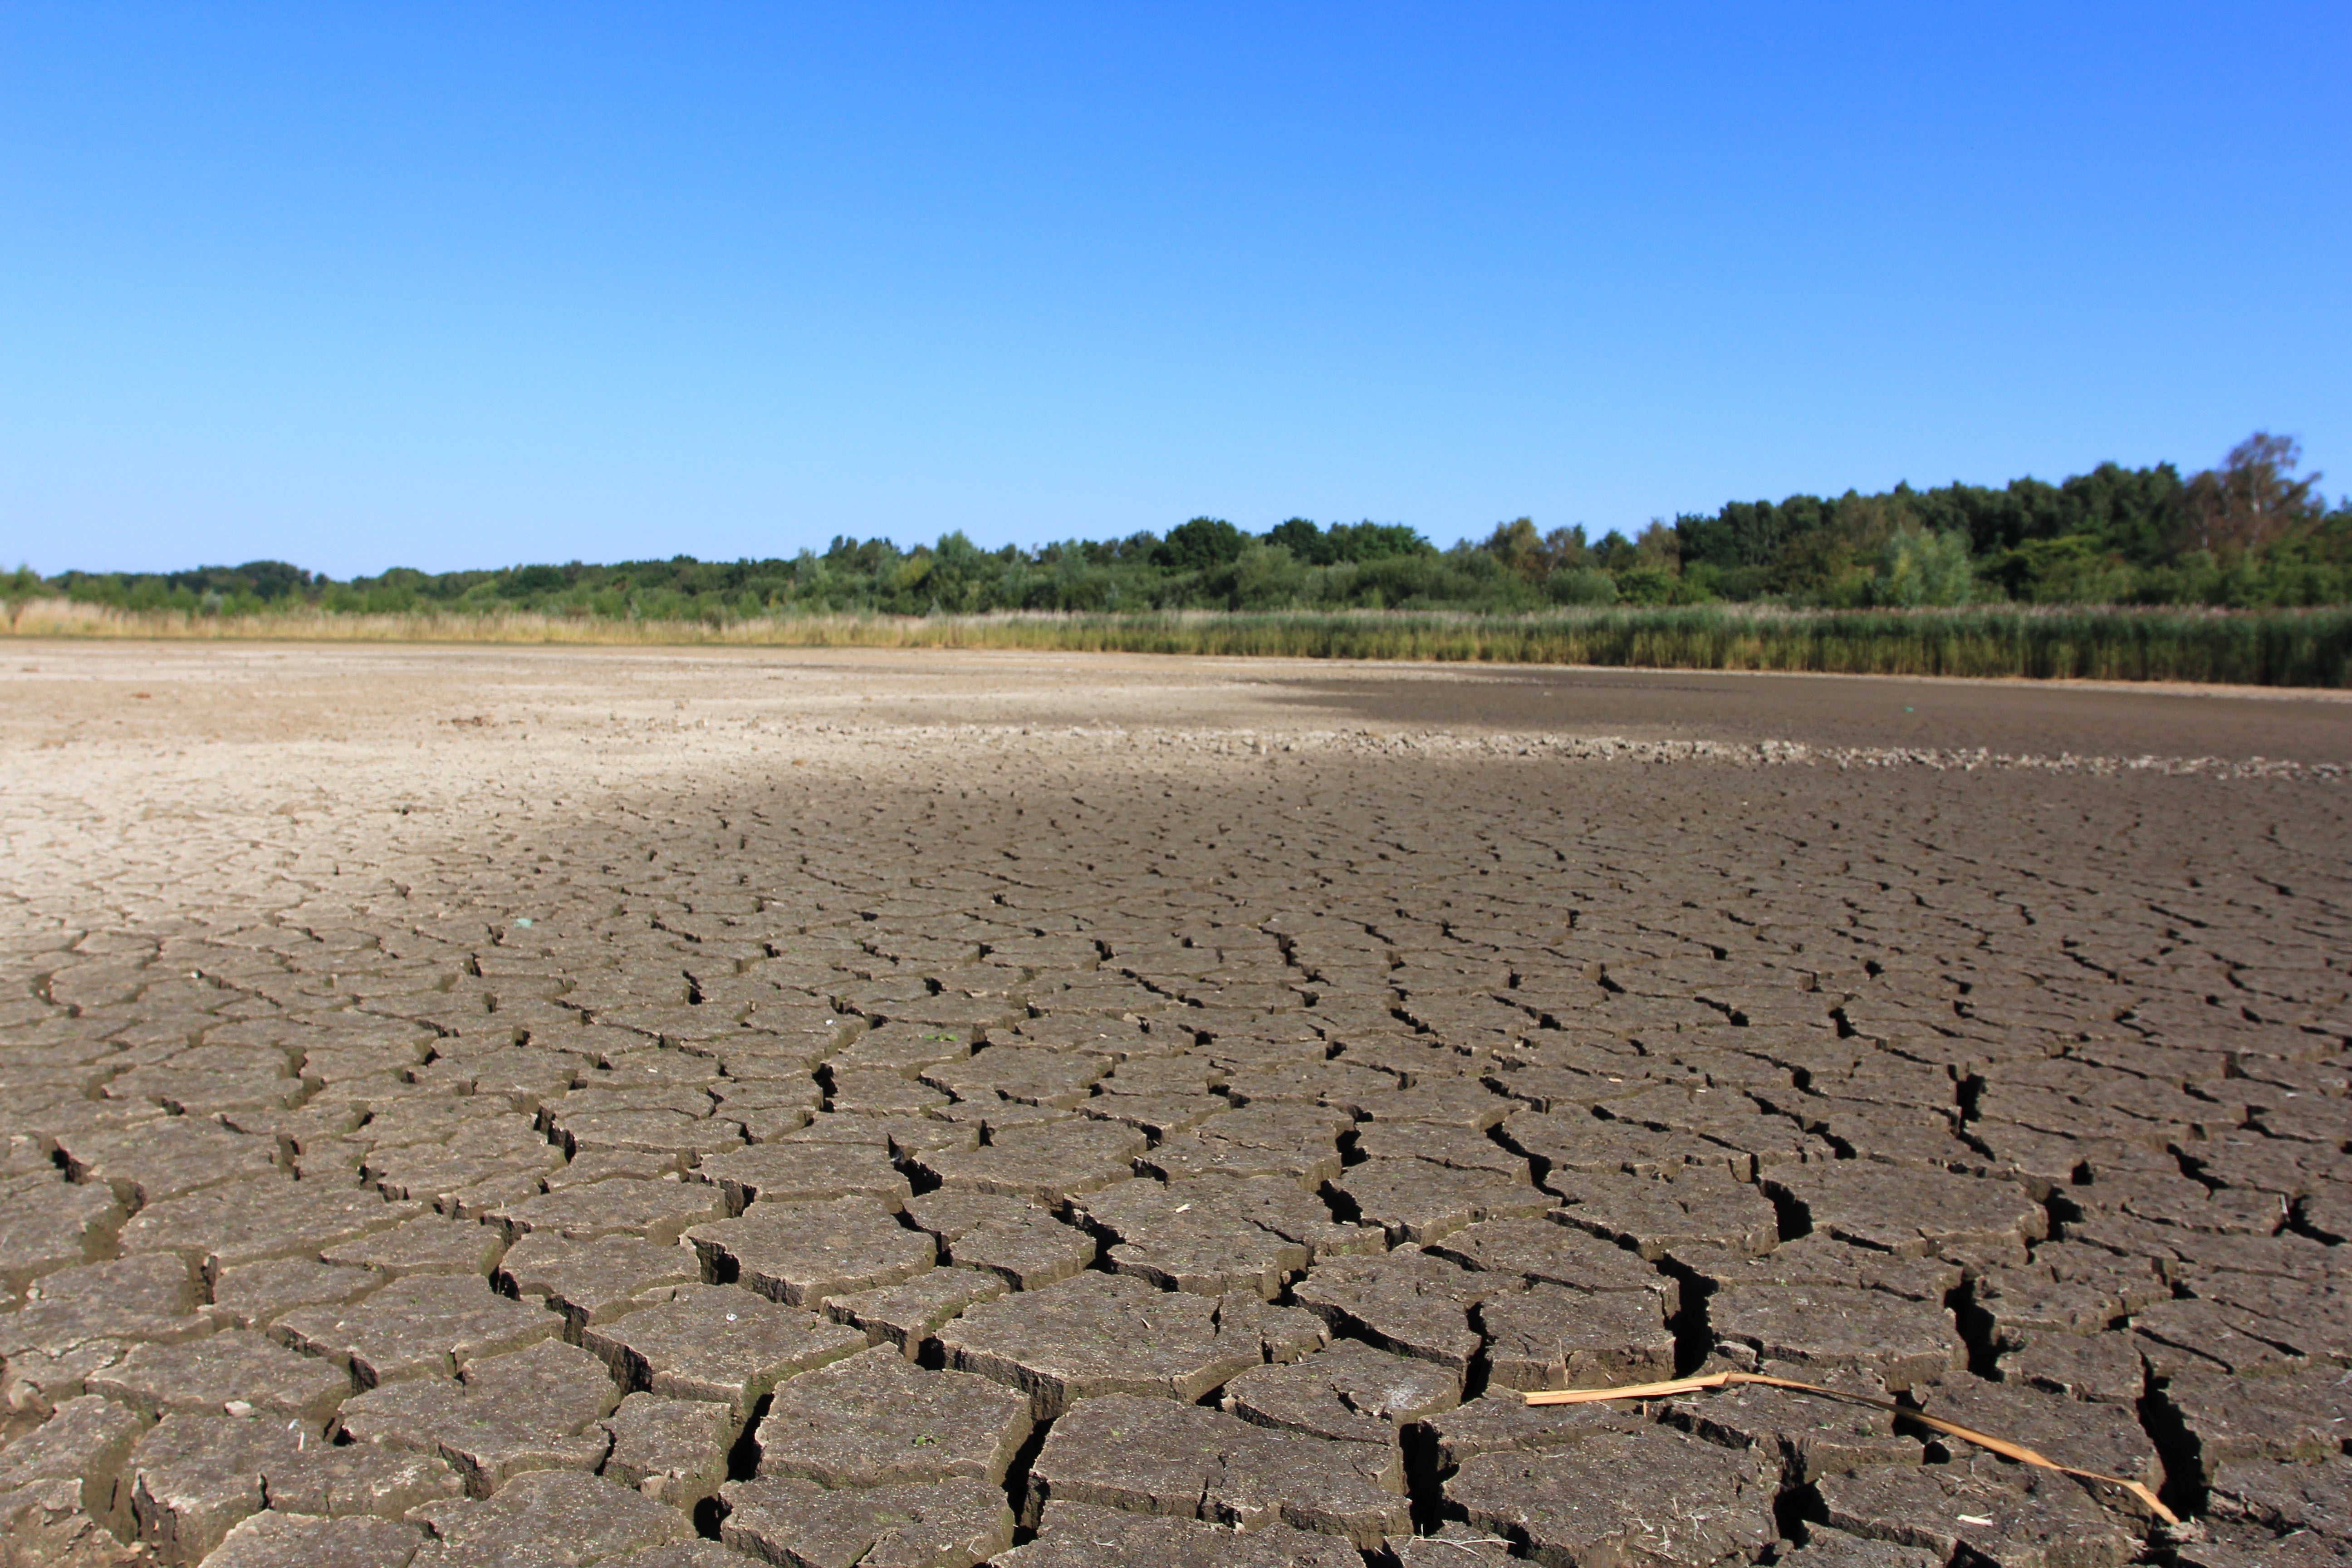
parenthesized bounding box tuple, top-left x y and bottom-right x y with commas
(0, 644, 2347, 1566)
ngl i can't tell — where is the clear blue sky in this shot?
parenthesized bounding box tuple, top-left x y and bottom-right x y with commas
(3, 4, 2346, 578)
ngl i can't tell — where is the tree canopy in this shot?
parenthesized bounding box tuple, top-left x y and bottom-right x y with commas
(26, 435, 2347, 620)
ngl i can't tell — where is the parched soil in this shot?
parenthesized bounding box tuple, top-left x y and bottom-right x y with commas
(0, 642, 2345, 1566)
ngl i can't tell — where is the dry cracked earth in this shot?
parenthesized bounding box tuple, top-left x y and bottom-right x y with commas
(0, 643, 2348, 1568)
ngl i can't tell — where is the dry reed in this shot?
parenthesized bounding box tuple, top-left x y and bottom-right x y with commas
(7, 598, 2347, 687)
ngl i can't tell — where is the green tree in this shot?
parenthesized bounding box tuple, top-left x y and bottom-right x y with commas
(1481, 519, 1591, 581)
(1871, 527, 1974, 606)
(1481, 517, 1549, 581)
(1632, 520, 1681, 573)
(2000, 535, 2134, 603)
(1613, 568, 1676, 604)
(1322, 520, 1433, 563)
(2185, 433, 2323, 554)
(1263, 518, 1330, 564)
(1153, 517, 1246, 572)
(4, 565, 41, 628)
(1766, 530, 1849, 597)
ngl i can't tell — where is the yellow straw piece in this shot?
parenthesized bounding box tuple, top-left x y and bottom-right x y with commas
(1522, 1370, 2180, 1526)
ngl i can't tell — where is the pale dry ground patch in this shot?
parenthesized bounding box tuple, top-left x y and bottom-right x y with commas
(4, 640, 2346, 938)
(3, 638, 2342, 955)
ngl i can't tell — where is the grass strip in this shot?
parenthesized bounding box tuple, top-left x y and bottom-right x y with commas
(8, 600, 2350, 687)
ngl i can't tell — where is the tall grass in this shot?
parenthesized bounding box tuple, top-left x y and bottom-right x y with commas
(8, 598, 2350, 687)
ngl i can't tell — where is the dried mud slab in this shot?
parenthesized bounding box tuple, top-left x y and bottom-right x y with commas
(1290, 1250, 1507, 1372)
(409, 1470, 696, 1563)
(1075, 1174, 1379, 1297)
(752, 1344, 1033, 1488)
(599, 1393, 734, 1508)
(1029, 1394, 1411, 1548)
(938, 1271, 1326, 1420)
(692, 1142, 912, 1212)
(579, 1284, 866, 1413)
(684, 1195, 935, 1305)
(275, 1275, 557, 1388)
(1818, 1455, 2141, 1568)
(1001, 1500, 1362, 1567)
(820, 1267, 1010, 1357)
(1219, 1336, 1461, 1446)
(716, 1474, 1013, 1568)
(1445, 1422, 1779, 1566)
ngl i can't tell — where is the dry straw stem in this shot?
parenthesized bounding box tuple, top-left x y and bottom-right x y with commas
(1524, 1370, 2179, 1525)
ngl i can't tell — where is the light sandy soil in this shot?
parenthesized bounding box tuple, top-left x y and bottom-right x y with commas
(8, 640, 2350, 753)
(5, 640, 2344, 944)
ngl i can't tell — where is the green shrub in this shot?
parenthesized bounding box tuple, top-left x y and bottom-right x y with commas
(1871, 528, 1974, 606)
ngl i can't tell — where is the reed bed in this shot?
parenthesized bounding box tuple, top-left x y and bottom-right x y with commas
(9, 598, 2349, 687)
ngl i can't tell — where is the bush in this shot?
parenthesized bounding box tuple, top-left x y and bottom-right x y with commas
(1871, 528, 1974, 607)
(1546, 568, 1617, 607)
(1229, 543, 1308, 608)
(1614, 568, 1677, 605)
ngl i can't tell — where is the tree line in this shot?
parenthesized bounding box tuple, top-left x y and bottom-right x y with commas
(13, 434, 2347, 622)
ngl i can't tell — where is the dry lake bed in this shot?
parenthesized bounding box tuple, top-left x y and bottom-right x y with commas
(0, 642, 2346, 1567)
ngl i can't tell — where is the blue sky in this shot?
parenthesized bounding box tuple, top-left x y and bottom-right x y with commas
(3, 4, 2346, 577)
